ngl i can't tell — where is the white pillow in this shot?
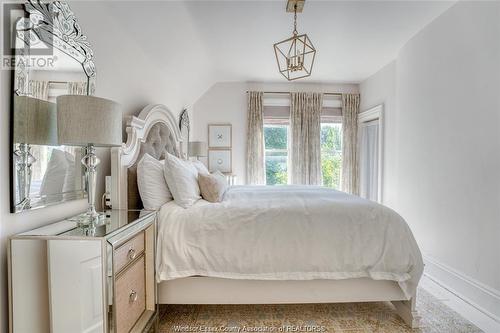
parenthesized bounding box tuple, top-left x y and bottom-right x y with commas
(191, 160, 209, 175)
(137, 153, 173, 210)
(62, 151, 76, 194)
(163, 153, 201, 208)
(40, 149, 68, 197)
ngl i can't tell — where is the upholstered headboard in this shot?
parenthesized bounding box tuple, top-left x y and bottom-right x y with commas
(111, 104, 183, 210)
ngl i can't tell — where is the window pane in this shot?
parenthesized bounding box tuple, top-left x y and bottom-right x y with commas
(264, 123, 288, 185)
(265, 151, 288, 185)
(321, 123, 342, 152)
(321, 123, 342, 189)
(264, 125, 288, 150)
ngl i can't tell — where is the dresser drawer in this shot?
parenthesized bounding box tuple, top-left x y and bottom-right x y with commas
(115, 255, 146, 333)
(114, 231, 145, 273)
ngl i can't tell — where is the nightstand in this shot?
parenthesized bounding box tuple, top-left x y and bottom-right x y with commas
(8, 210, 158, 333)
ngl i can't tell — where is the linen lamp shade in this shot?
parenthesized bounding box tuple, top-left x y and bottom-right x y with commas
(13, 95, 58, 146)
(56, 95, 122, 147)
(188, 141, 207, 157)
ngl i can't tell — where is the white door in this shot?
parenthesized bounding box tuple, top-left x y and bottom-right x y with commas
(359, 120, 380, 201)
(358, 105, 383, 203)
(47, 240, 104, 333)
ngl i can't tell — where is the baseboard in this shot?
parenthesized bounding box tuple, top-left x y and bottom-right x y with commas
(423, 255, 500, 323)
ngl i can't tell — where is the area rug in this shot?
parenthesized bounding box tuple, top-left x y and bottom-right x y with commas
(158, 288, 482, 333)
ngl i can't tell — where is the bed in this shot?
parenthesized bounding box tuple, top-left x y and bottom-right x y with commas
(111, 104, 423, 328)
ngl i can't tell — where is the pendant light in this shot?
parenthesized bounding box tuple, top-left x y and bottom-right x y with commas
(273, 0, 316, 81)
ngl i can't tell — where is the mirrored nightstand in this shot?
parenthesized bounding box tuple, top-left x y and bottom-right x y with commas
(8, 210, 158, 333)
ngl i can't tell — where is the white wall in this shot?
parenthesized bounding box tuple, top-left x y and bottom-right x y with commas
(0, 2, 216, 332)
(192, 82, 359, 184)
(360, 1, 500, 319)
(359, 61, 398, 208)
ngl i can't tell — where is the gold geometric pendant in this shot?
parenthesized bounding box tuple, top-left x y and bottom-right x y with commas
(274, 33, 316, 81)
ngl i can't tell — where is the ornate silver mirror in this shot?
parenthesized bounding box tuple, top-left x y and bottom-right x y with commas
(10, 0, 96, 213)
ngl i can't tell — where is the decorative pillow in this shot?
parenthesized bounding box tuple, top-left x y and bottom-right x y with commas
(198, 171, 228, 203)
(137, 153, 173, 210)
(163, 152, 201, 208)
(191, 160, 209, 175)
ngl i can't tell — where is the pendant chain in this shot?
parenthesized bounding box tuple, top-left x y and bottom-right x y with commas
(293, 4, 298, 36)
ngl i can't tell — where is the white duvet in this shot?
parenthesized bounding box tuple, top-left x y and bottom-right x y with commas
(157, 186, 423, 298)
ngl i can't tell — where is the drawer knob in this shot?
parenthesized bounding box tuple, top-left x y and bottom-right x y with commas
(129, 290, 138, 303)
(128, 248, 136, 260)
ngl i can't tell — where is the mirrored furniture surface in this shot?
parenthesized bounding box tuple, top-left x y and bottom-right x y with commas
(8, 210, 158, 333)
(10, 0, 97, 213)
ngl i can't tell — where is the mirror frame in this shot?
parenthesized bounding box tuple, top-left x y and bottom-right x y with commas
(10, 0, 96, 213)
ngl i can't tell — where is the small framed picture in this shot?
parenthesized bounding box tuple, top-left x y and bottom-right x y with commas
(208, 124, 232, 148)
(208, 149, 232, 173)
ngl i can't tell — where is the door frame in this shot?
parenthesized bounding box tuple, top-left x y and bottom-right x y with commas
(358, 104, 384, 203)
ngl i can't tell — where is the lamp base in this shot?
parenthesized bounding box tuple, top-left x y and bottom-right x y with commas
(14, 143, 36, 211)
(82, 144, 101, 226)
(74, 211, 105, 227)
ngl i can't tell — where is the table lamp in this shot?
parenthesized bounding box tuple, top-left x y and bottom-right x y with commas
(188, 141, 207, 160)
(57, 95, 122, 224)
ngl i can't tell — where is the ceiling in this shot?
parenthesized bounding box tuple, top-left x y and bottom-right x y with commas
(182, 0, 456, 83)
(71, 0, 456, 109)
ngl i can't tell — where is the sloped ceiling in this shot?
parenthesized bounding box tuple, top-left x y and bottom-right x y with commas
(70, 1, 455, 113)
(70, 1, 216, 115)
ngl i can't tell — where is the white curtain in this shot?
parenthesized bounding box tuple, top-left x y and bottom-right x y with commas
(67, 82, 87, 95)
(341, 93, 360, 194)
(246, 91, 265, 185)
(28, 80, 49, 100)
(359, 120, 379, 201)
(289, 92, 323, 185)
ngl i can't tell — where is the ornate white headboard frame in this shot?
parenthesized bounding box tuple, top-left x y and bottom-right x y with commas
(111, 104, 183, 210)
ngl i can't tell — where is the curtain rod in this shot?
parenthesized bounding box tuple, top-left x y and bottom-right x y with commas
(247, 91, 343, 97)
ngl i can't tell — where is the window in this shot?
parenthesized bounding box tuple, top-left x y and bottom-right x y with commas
(320, 123, 342, 189)
(262, 98, 343, 188)
(264, 123, 289, 185)
(264, 122, 341, 187)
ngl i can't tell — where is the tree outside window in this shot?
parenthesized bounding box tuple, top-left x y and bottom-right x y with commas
(320, 123, 342, 189)
(264, 124, 288, 185)
(264, 122, 342, 188)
